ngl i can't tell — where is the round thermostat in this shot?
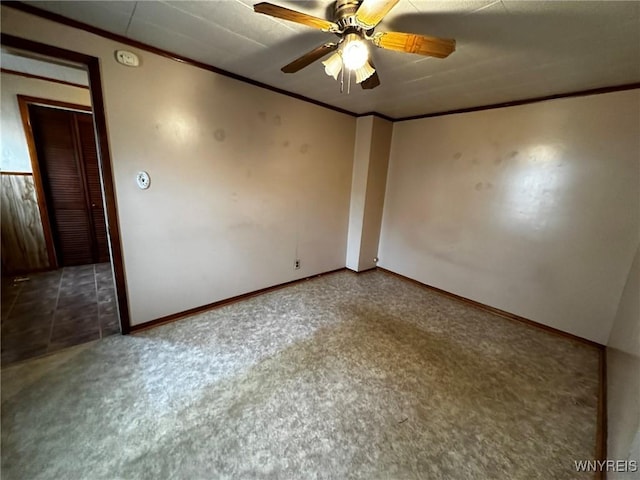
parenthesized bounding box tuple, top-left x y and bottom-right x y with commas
(136, 171, 150, 189)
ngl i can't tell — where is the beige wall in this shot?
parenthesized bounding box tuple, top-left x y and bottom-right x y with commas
(346, 115, 392, 271)
(607, 243, 640, 473)
(0, 72, 91, 172)
(1, 6, 356, 325)
(379, 90, 640, 344)
(3, 6, 636, 343)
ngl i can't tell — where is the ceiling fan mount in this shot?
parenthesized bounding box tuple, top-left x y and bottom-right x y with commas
(332, 0, 372, 32)
(254, 0, 456, 91)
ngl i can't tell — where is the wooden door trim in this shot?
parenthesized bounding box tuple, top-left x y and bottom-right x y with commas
(18, 94, 91, 113)
(0, 171, 34, 176)
(4, 33, 131, 334)
(17, 96, 64, 268)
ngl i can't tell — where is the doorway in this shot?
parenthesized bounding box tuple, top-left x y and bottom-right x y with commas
(1, 34, 131, 364)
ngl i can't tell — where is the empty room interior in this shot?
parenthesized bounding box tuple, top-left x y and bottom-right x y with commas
(0, 1, 638, 479)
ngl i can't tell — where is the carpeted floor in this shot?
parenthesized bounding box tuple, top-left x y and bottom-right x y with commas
(1, 269, 599, 479)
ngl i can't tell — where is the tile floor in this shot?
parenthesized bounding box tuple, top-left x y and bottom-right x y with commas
(1, 263, 120, 366)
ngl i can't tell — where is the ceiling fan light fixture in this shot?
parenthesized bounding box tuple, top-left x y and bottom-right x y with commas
(354, 60, 375, 83)
(341, 33, 369, 70)
(254, 0, 457, 92)
(322, 51, 343, 80)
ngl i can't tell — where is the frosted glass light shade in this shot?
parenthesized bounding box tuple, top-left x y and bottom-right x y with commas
(322, 52, 343, 80)
(354, 61, 375, 83)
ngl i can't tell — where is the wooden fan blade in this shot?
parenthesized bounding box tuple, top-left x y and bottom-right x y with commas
(373, 31, 456, 58)
(355, 0, 400, 29)
(281, 43, 338, 73)
(360, 71, 380, 89)
(361, 62, 381, 89)
(254, 2, 338, 31)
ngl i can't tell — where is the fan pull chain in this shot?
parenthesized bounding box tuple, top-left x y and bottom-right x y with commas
(340, 67, 344, 93)
(347, 69, 352, 94)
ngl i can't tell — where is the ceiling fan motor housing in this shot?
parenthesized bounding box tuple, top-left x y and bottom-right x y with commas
(335, 0, 363, 30)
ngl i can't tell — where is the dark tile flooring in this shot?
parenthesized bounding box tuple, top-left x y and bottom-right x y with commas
(1, 263, 120, 366)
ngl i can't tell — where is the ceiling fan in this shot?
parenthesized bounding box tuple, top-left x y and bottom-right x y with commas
(254, 0, 456, 91)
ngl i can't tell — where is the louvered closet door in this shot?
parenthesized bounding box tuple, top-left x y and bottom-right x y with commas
(76, 114, 109, 263)
(29, 105, 108, 266)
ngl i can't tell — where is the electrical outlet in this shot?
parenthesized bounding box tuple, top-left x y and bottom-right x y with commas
(294, 259, 301, 269)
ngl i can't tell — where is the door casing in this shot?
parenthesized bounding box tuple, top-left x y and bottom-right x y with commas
(2, 33, 131, 334)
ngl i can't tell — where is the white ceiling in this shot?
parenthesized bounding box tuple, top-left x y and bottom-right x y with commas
(22, 0, 640, 118)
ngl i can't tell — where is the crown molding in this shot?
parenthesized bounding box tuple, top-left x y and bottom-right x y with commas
(395, 83, 640, 122)
(355, 111, 394, 122)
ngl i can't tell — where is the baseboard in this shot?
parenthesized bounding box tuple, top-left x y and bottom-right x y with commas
(377, 266, 608, 477)
(597, 348, 608, 480)
(346, 266, 378, 274)
(2, 266, 56, 278)
(129, 267, 347, 333)
(376, 267, 604, 349)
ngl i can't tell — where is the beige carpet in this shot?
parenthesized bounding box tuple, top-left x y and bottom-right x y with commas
(1, 269, 599, 479)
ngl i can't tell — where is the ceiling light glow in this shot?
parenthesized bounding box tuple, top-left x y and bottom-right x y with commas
(341, 33, 368, 70)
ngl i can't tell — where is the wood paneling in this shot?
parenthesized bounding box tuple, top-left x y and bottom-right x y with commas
(1, 173, 50, 274)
